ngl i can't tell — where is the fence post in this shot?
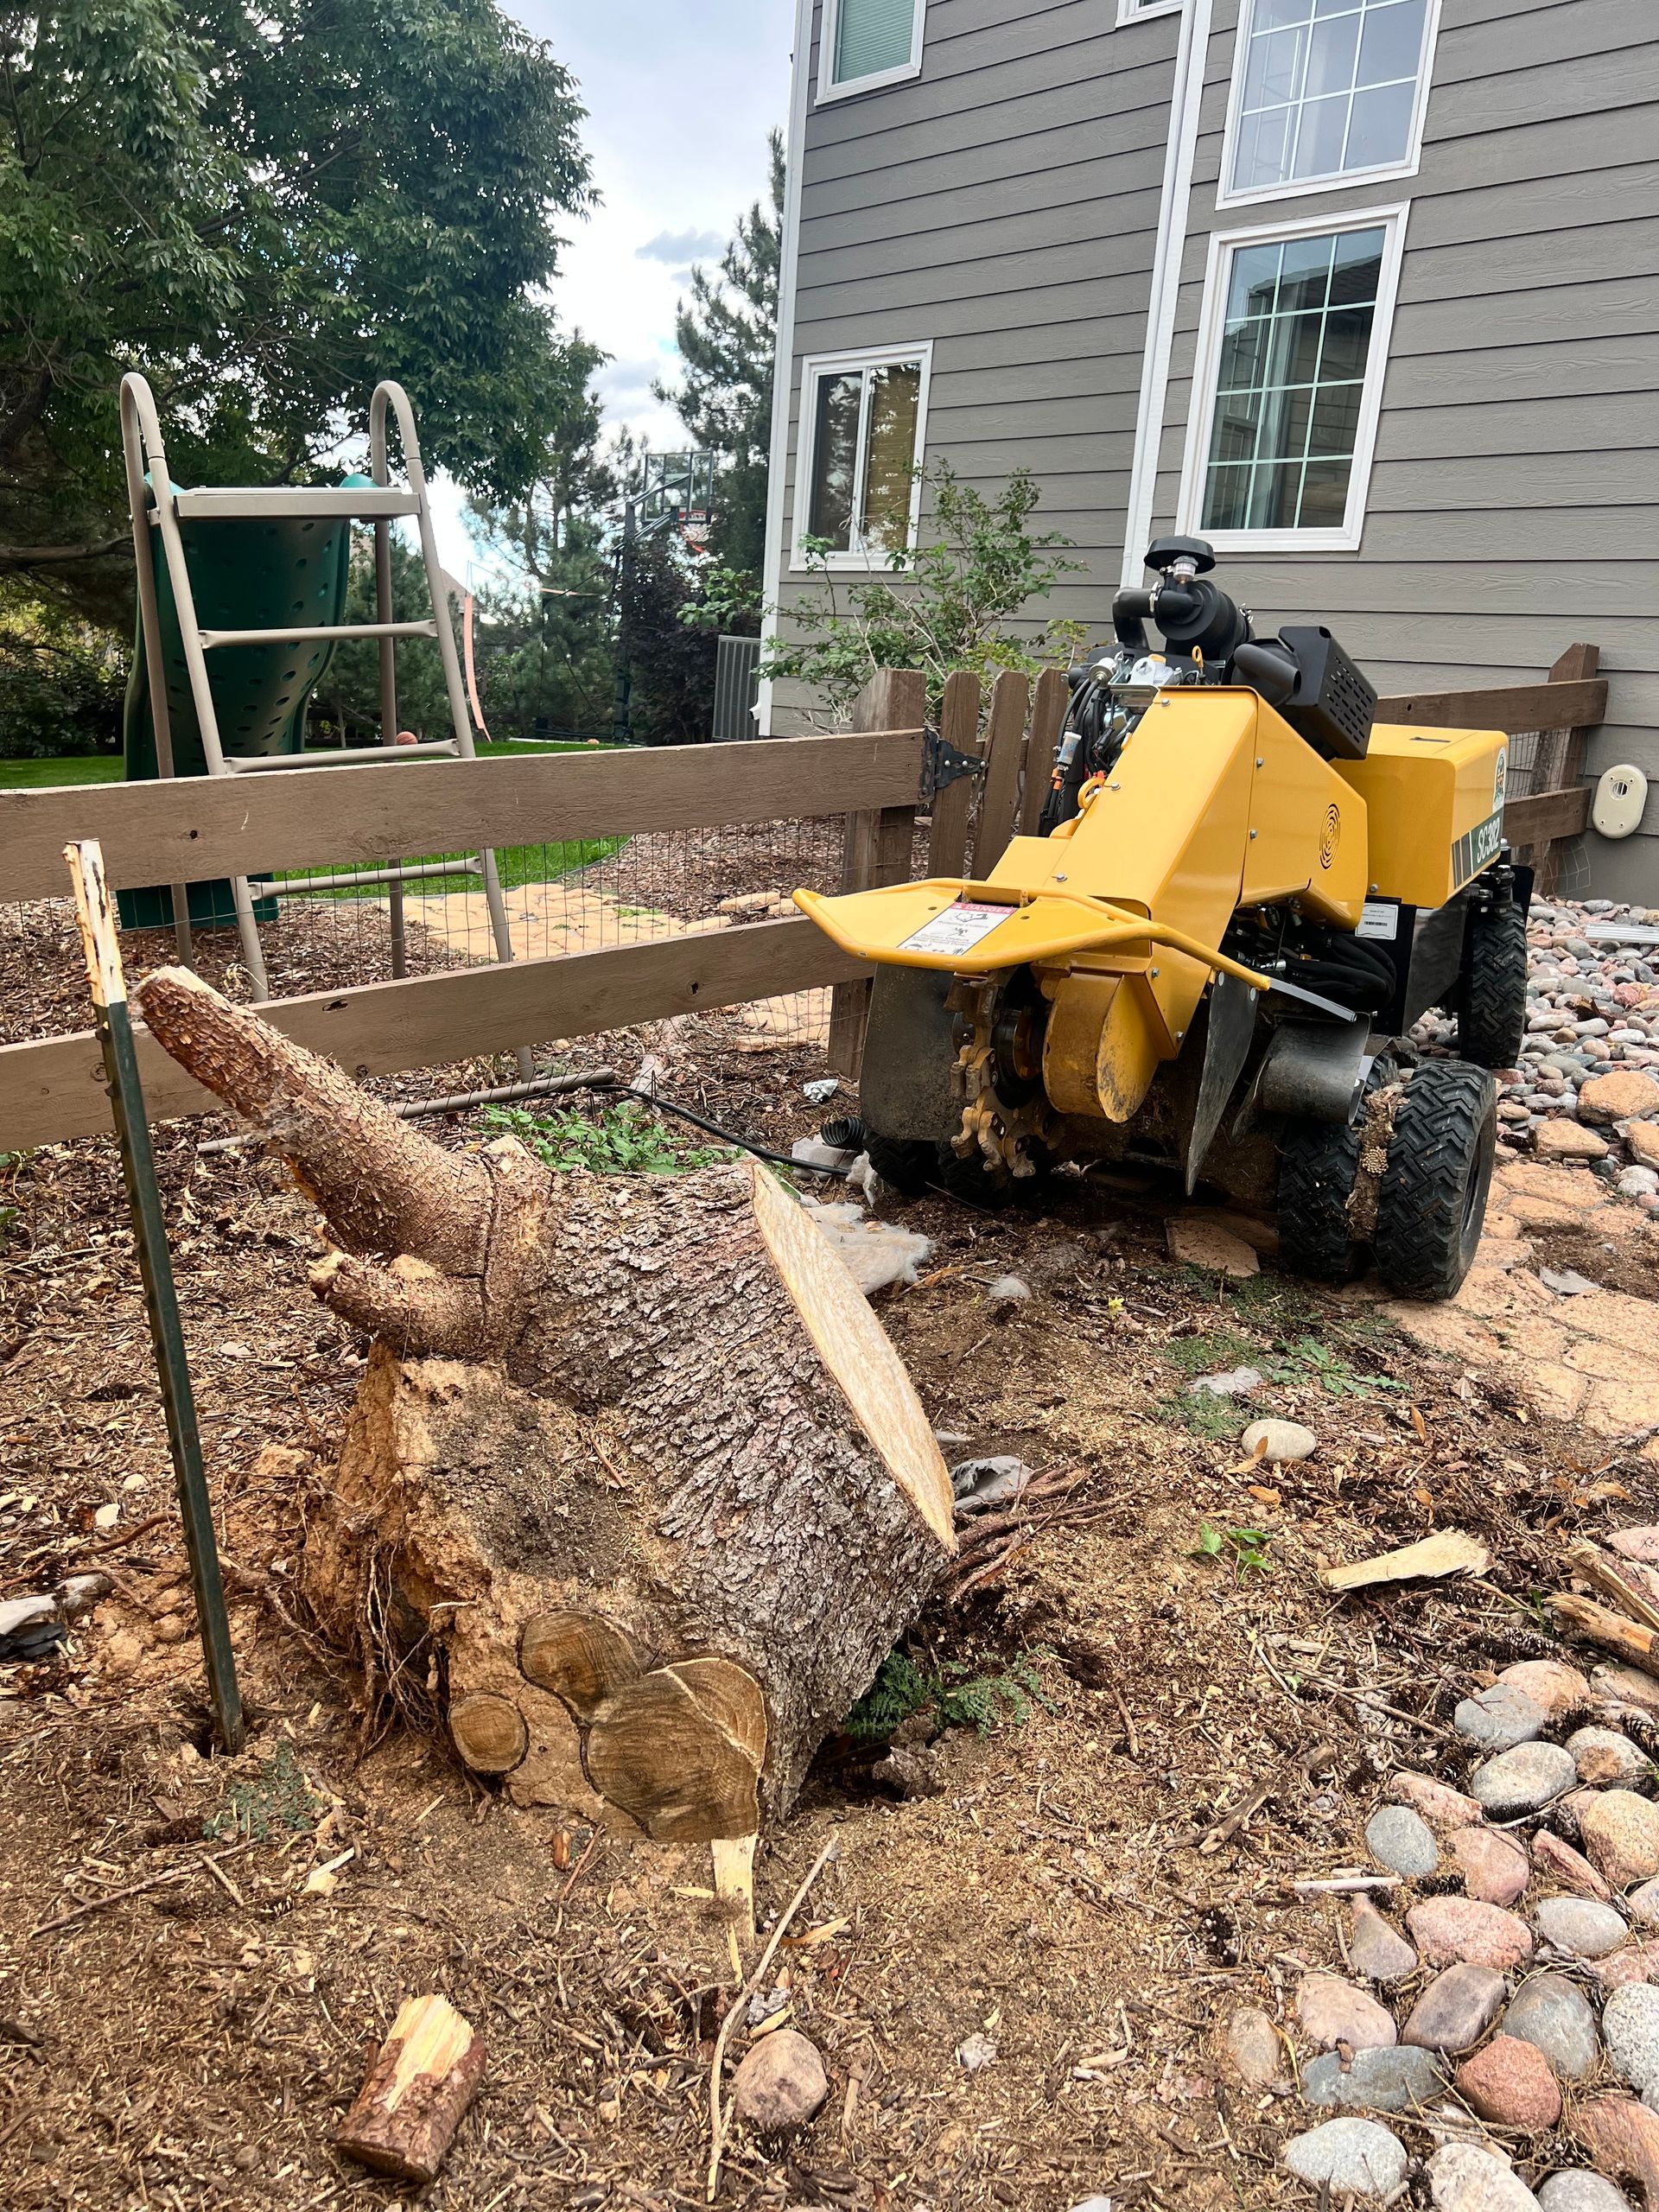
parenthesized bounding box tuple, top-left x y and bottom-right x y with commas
(926, 671, 982, 879)
(826, 669, 926, 1078)
(1020, 668, 1069, 839)
(1515, 644, 1601, 894)
(973, 671, 1030, 877)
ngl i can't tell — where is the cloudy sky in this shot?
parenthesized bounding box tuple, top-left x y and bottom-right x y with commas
(435, 0, 793, 574)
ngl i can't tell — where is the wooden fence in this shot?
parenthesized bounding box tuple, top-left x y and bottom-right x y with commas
(0, 646, 1607, 1147)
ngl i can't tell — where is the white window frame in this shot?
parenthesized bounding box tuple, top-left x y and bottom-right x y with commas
(791, 341, 933, 572)
(1116, 0, 1184, 23)
(816, 0, 926, 103)
(1217, 0, 1442, 210)
(1175, 201, 1409, 556)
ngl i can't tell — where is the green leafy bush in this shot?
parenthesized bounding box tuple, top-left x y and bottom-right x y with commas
(480, 1100, 729, 1175)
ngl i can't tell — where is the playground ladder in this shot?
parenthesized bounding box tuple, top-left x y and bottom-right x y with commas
(119, 376, 523, 1050)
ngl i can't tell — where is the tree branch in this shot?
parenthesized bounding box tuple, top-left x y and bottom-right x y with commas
(0, 538, 127, 573)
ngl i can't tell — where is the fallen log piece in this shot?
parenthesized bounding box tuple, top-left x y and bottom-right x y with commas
(334, 1993, 483, 2183)
(1549, 1592, 1659, 1669)
(134, 969, 956, 1832)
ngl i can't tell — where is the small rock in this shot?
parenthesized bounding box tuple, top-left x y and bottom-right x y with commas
(1541, 1266, 1601, 1294)
(1580, 1070, 1659, 1125)
(730, 2031, 829, 2131)
(1630, 1878, 1659, 1926)
(1302, 2044, 1446, 2113)
(1611, 1530, 1659, 1567)
(1366, 1804, 1440, 1878)
(1581, 1791, 1659, 1888)
(1408, 1897, 1534, 1971)
(1502, 1972, 1603, 2080)
(1630, 1123, 1659, 1170)
(1224, 2005, 1286, 2088)
(1469, 1741, 1578, 1816)
(1451, 1827, 1531, 1908)
(1574, 2095, 1659, 2205)
(1536, 2176, 1635, 2212)
(1349, 1896, 1420, 1981)
(1497, 1660, 1592, 1719)
(92, 1503, 119, 1532)
(1589, 1939, 1659, 1989)
(1428, 2140, 1545, 2209)
(1296, 1974, 1397, 2052)
(1390, 1771, 1486, 1830)
(1452, 2035, 1562, 2134)
(1240, 1417, 1317, 1463)
(956, 2031, 997, 2071)
(1533, 1895, 1629, 1958)
(1281, 2118, 1408, 2199)
(1593, 1664, 1659, 1719)
(1618, 1167, 1659, 1200)
(1533, 1828, 1616, 1901)
(1537, 1120, 1611, 1160)
(984, 1275, 1030, 1307)
(1605, 1982, 1659, 2098)
(1186, 1364, 1263, 1400)
(1457, 1682, 1549, 1753)
(1401, 1964, 1509, 2053)
(1568, 1727, 1656, 1789)
(1167, 1216, 1259, 1277)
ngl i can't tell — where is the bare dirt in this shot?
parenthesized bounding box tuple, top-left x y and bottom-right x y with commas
(5, 1010, 1659, 2212)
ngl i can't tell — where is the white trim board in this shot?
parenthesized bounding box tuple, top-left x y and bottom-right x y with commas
(1117, 0, 1185, 21)
(1173, 199, 1412, 556)
(816, 0, 927, 104)
(757, 0, 816, 736)
(1215, 0, 1443, 212)
(789, 341, 935, 572)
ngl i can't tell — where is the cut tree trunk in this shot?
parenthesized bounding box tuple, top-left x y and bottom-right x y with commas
(334, 1993, 484, 2182)
(135, 968, 955, 1834)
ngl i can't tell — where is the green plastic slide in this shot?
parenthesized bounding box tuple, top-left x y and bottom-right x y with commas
(118, 475, 369, 929)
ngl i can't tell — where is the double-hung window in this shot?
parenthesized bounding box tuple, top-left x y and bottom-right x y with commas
(817, 0, 925, 101)
(1220, 0, 1440, 204)
(1179, 206, 1408, 552)
(795, 346, 931, 568)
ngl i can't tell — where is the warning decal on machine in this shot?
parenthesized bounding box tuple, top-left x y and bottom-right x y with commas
(1451, 809, 1504, 888)
(899, 901, 1016, 957)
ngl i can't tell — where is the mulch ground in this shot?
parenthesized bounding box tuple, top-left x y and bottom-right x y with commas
(6, 994, 1658, 2212)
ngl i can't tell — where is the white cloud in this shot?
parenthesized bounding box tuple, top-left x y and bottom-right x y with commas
(637, 228, 725, 266)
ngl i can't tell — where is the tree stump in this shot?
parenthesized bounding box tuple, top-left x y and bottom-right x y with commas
(135, 969, 955, 1832)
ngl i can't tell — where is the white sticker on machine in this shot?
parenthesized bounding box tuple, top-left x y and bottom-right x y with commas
(899, 901, 1015, 957)
(1356, 899, 1401, 941)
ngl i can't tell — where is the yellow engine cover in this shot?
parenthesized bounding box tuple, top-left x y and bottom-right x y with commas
(1334, 724, 1511, 910)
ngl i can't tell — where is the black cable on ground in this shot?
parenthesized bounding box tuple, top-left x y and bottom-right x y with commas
(588, 1078, 854, 1179)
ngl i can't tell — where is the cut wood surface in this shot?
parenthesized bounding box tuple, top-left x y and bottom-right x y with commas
(0, 915, 871, 1149)
(1549, 1590, 1659, 1668)
(1322, 1529, 1490, 1591)
(334, 1993, 484, 2183)
(1, 731, 925, 903)
(131, 967, 956, 1828)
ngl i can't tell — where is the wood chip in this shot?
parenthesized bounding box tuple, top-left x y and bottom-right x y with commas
(1321, 1530, 1489, 1591)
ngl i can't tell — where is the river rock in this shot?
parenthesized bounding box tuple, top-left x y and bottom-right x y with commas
(1224, 2006, 1287, 2088)
(1367, 1804, 1440, 1878)
(1581, 1792, 1659, 1888)
(1501, 1971, 1602, 2081)
(1569, 1728, 1656, 1789)
(1589, 1939, 1659, 1990)
(1534, 1828, 1616, 1900)
(1408, 1897, 1535, 1972)
(1391, 1771, 1486, 1830)
(1605, 1983, 1659, 2099)
(1402, 1964, 1509, 2053)
(1469, 1742, 1578, 1815)
(1534, 1895, 1630, 1958)
(1296, 1974, 1396, 2051)
(1536, 2177, 1635, 2212)
(1458, 1682, 1549, 1752)
(1573, 2097, 1659, 2206)
(730, 2030, 829, 2130)
(1241, 1416, 1315, 1461)
(1281, 2118, 1408, 2198)
(1629, 1878, 1659, 1926)
(1452, 1827, 1531, 1907)
(1537, 1121, 1611, 1161)
(1302, 2044, 1446, 2113)
(1593, 1665, 1659, 1721)
(1427, 2141, 1545, 2209)
(1349, 1896, 1420, 1981)
(1580, 1071, 1659, 1124)
(1497, 1661, 1591, 1720)
(1452, 2034, 1562, 2133)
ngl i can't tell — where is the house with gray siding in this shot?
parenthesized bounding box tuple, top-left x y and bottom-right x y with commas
(760, 0, 1659, 898)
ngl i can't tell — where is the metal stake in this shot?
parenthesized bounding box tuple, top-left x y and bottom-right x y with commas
(65, 838, 245, 1754)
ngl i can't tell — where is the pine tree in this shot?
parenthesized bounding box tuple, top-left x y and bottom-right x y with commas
(653, 132, 785, 581)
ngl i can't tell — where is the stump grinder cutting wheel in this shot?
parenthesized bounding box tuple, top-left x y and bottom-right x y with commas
(795, 537, 1527, 1302)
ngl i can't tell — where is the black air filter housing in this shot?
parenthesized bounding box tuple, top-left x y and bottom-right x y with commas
(1274, 626, 1376, 760)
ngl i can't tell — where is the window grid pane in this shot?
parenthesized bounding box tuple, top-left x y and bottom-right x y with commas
(833, 0, 916, 84)
(1231, 0, 1427, 193)
(1200, 226, 1383, 535)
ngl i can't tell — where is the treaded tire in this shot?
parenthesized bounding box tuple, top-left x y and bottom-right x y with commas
(1278, 1116, 1368, 1282)
(863, 1134, 933, 1197)
(1455, 900, 1528, 1070)
(1372, 1059, 1497, 1301)
(931, 1141, 1017, 1209)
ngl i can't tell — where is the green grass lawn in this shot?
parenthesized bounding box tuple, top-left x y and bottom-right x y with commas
(0, 736, 607, 791)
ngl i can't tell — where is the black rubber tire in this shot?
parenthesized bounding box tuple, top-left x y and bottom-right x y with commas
(1455, 900, 1528, 1070)
(862, 1133, 933, 1197)
(931, 1140, 1017, 1209)
(1277, 1116, 1368, 1282)
(1372, 1059, 1497, 1301)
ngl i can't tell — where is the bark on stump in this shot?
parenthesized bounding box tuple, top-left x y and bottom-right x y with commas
(135, 969, 955, 1834)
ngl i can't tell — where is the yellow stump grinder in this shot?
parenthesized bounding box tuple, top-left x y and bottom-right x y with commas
(795, 537, 1528, 1302)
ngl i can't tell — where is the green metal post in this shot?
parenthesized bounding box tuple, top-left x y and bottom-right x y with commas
(66, 839, 245, 1753)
